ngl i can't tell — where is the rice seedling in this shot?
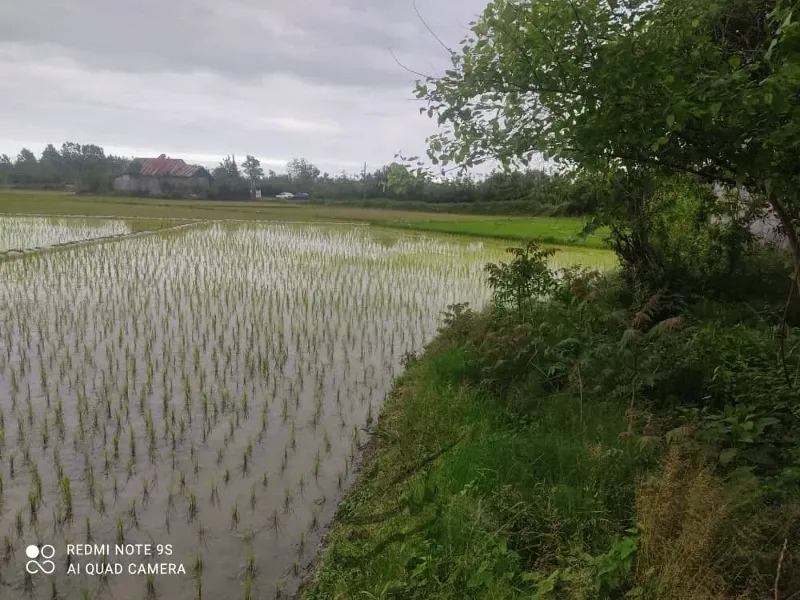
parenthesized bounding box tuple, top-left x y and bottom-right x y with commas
(269, 509, 281, 533)
(244, 548, 256, 579)
(209, 481, 219, 506)
(2, 536, 11, 563)
(116, 515, 125, 543)
(145, 574, 157, 599)
(14, 511, 25, 539)
(242, 575, 254, 600)
(241, 448, 249, 475)
(60, 476, 73, 522)
(188, 491, 198, 522)
(142, 478, 151, 505)
(129, 499, 139, 527)
(193, 553, 204, 580)
(28, 491, 39, 524)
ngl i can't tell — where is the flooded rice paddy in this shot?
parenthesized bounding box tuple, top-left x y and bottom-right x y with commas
(0, 218, 612, 599)
(0, 217, 132, 253)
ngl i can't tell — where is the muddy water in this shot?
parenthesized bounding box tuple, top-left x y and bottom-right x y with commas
(0, 222, 507, 599)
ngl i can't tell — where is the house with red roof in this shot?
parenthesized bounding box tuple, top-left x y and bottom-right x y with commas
(113, 154, 211, 197)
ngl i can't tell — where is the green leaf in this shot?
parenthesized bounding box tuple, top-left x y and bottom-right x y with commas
(666, 114, 675, 127)
(729, 56, 741, 69)
(719, 448, 738, 465)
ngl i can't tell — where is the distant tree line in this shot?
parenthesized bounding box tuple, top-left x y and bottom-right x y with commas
(0, 143, 128, 193)
(215, 155, 602, 215)
(0, 143, 604, 215)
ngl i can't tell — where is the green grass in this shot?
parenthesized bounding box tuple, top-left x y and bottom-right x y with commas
(302, 336, 638, 599)
(375, 217, 611, 247)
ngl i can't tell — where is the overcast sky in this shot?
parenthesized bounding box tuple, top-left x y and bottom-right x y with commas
(0, 0, 493, 176)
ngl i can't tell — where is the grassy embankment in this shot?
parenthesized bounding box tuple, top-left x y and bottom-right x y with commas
(0, 190, 607, 247)
(302, 257, 800, 599)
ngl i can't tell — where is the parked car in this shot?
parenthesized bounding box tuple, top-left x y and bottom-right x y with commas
(275, 192, 294, 199)
(295, 193, 310, 199)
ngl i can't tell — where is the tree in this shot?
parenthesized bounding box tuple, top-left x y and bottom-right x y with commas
(215, 155, 240, 180)
(0, 154, 11, 184)
(287, 158, 320, 193)
(386, 162, 418, 197)
(39, 144, 62, 184)
(15, 148, 37, 166)
(60, 142, 83, 185)
(416, 0, 800, 287)
(77, 143, 109, 192)
(241, 155, 264, 193)
(14, 148, 39, 184)
(40, 144, 60, 165)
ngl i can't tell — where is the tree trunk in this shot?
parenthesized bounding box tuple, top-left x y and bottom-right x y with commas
(766, 192, 800, 296)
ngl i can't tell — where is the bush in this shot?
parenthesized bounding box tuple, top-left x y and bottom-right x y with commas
(608, 174, 797, 306)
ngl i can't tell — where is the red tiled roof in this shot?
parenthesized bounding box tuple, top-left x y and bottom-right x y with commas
(135, 157, 208, 178)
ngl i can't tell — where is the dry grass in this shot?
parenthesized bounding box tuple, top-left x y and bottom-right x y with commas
(634, 446, 800, 600)
(634, 446, 729, 599)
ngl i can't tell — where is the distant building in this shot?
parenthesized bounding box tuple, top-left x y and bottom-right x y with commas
(113, 154, 211, 197)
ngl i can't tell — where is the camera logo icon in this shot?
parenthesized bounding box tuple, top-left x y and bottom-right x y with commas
(25, 544, 56, 575)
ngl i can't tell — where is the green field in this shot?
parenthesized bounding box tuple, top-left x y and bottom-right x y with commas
(379, 217, 609, 247)
(0, 191, 607, 247)
(0, 190, 488, 223)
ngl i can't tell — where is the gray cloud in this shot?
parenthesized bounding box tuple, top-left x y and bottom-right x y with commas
(0, 0, 490, 174)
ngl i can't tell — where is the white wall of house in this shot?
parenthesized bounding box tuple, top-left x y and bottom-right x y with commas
(112, 174, 209, 196)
